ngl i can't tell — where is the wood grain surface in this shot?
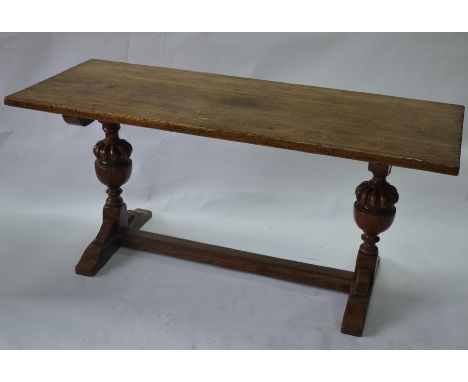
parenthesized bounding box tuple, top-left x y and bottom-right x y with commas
(4, 59, 465, 175)
(119, 227, 354, 293)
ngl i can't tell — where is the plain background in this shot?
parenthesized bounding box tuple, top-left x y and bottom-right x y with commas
(0, 32, 467, 349)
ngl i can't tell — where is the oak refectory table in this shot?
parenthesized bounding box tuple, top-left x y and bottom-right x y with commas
(4, 59, 465, 337)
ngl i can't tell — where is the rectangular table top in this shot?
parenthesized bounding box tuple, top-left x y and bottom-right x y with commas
(4, 59, 465, 175)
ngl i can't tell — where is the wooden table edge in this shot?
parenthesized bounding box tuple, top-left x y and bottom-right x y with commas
(3, 96, 462, 176)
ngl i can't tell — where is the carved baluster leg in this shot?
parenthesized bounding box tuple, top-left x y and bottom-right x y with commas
(75, 122, 152, 276)
(341, 162, 399, 336)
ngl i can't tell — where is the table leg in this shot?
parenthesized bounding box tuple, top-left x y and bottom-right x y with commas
(70, 121, 399, 336)
(75, 122, 152, 276)
(341, 162, 399, 336)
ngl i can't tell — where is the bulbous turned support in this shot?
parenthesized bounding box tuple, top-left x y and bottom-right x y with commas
(341, 162, 399, 336)
(75, 122, 152, 277)
(353, 162, 398, 269)
(93, 122, 133, 225)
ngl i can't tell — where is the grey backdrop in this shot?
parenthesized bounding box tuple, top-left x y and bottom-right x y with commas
(0, 33, 467, 349)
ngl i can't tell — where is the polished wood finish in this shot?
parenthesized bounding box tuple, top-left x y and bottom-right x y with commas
(75, 208, 153, 276)
(4, 59, 464, 175)
(119, 227, 354, 293)
(75, 122, 151, 276)
(4, 59, 465, 338)
(341, 163, 399, 336)
(77, 122, 353, 292)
